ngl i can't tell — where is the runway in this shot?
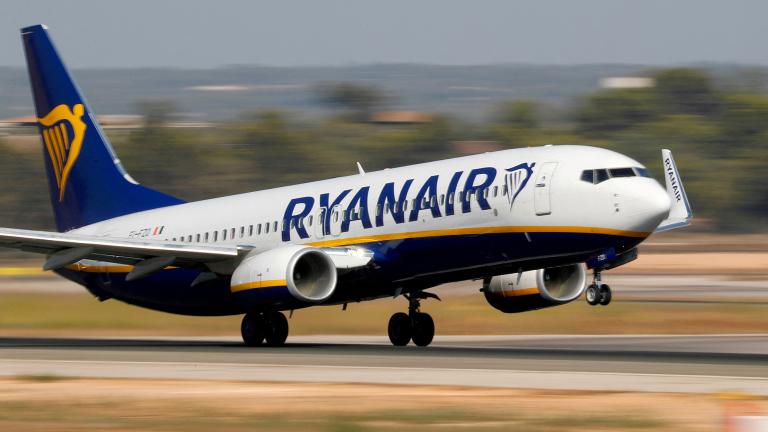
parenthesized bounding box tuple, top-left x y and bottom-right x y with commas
(1, 334, 767, 395)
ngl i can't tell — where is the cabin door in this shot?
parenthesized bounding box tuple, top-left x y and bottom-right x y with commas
(534, 162, 557, 216)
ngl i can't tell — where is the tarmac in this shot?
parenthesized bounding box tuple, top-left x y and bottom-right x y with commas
(1, 334, 766, 395)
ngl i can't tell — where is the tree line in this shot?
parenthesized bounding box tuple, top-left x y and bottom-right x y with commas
(0, 68, 766, 232)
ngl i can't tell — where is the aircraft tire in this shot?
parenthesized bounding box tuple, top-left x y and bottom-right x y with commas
(241, 313, 265, 346)
(388, 312, 411, 346)
(586, 283, 600, 306)
(264, 311, 289, 346)
(598, 284, 612, 306)
(411, 312, 435, 347)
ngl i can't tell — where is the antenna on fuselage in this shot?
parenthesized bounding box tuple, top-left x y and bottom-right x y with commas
(356, 162, 366, 176)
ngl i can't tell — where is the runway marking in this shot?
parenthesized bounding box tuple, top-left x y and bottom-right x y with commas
(1, 358, 767, 382)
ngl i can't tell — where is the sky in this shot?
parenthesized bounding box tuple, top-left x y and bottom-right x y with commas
(1, 0, 767, 68)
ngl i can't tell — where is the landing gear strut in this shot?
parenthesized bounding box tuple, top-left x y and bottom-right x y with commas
(586, 270, 612, 306)
(388, 291, 439, 347)
(241, 311, 289, 346)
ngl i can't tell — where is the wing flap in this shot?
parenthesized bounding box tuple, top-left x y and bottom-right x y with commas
(0, 227, 241, 266)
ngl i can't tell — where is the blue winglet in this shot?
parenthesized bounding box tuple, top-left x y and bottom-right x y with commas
(21, 25, 185, 232)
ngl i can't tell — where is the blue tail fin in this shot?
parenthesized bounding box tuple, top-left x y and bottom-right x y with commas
(21, 25, 184, 232)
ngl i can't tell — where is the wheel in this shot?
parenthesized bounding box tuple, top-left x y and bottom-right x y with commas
(388, 312, 411, 346)
(241, 313, 265, 346)
(264, 311, 289, 346)
(411, 312, 435, 347)
(598, 284, 612, 306)
(585, 283, 600, 306)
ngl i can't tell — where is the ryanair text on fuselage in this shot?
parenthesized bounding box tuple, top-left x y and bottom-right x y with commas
(282, 164, 533, 241)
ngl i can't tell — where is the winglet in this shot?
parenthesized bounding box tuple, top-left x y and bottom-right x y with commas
(655, 149, 693, 232)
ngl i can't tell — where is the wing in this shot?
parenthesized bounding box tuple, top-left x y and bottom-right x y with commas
(0, 227, 242, 280)
(0, 227, 373, 281)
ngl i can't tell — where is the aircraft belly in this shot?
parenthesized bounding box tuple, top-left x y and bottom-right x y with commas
(54, 231, 643, 316)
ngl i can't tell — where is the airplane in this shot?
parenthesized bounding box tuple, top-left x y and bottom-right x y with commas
(0, 25, 692, 347)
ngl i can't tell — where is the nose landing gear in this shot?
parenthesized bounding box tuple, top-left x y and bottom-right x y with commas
(387, 291, 439, 347)
(586, 270, 612, 306)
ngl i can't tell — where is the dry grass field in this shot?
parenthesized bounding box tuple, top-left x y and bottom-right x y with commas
(1, 289, 767, 337)
(2, 378, 765, 431)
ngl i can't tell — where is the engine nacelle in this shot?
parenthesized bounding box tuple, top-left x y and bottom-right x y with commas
(231, 245, 337, 308)
(484, 264, 587, 313)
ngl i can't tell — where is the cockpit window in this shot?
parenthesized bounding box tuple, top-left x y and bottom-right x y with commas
(609, 168, 635, 178)
(581, 167, 648, 184)
(634, 167, 651, 178)
(596, 169, 610, 183)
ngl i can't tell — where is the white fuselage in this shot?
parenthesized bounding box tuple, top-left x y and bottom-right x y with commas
(74, 145, 670, 264)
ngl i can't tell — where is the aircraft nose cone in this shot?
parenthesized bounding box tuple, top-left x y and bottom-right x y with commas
(642, 183, 672, 220)
(621, 180, 671, 232)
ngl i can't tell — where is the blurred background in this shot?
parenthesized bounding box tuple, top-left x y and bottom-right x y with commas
(1, 2, 768, 430)
(0, 1, 766, 234)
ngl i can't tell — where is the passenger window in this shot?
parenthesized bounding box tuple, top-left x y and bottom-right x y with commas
(257, 224, 262, 235)
(222, 230, 227, 241)
(213, 231, 218, 242)
(273, 221, 278, 232)
(248, 225, 253, 236)
(440, 194, 445, 205)
(308, 215, 313, 226)
(187, 235, 192, 242)
(265, 223, 270, 234)
(502, 185, 508, 196)
(196, 234, 201, 242)
(493, 186, 498, 197)
(205, 232, 209, 242)
(581, 170, 594, 184)
(231, 228, 236, 239)
(240, 227, 245, 238)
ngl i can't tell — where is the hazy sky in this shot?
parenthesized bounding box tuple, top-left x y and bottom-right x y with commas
(1, 0, 767, 68)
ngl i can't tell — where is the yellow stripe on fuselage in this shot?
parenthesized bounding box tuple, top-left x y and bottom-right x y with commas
(307, 225, 649, 248)
(57, 225, 646, 276)
(231, 279, 287, 293)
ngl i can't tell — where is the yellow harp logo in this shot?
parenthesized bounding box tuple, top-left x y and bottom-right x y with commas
(38, 103, 87, 202)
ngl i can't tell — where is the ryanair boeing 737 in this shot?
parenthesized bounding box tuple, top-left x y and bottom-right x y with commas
(0, 25, 692, 347)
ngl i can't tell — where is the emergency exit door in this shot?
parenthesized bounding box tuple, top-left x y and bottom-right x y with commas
(534, 162, 557, 215)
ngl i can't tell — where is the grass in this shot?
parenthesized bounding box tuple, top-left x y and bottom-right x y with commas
(0, 391, 670, 432)
(0, 290, 767, 336)
(14, 374, 67, 383)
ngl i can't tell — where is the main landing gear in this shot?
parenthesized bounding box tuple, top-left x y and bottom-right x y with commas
(241, 311, 289, 346)
(585, 270, 612, 306)
(388, 291, 439, 347)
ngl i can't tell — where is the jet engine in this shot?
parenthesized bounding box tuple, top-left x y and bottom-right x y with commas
(230, 245, 337, 308)
(483, 264, 587, 313)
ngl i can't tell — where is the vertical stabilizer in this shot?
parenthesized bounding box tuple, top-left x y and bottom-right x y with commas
(21, 24, 184, 232)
